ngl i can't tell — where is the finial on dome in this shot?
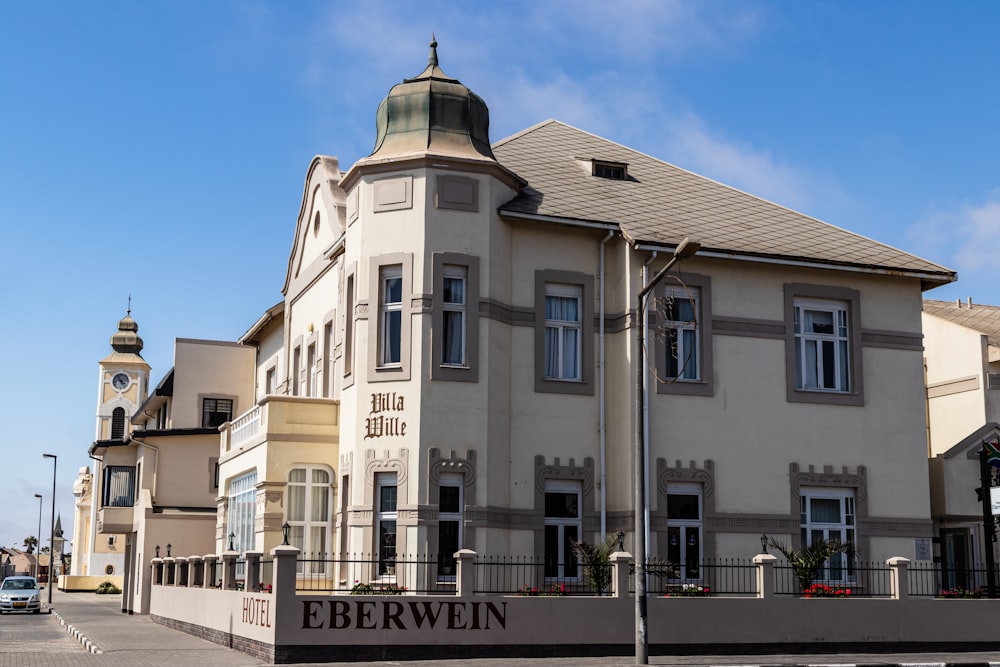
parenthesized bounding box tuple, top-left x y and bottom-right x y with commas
(127, 293, 132, 317)
(428, 34, 438, 68)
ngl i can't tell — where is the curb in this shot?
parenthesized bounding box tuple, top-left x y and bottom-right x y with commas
(51, 607, 103, 654)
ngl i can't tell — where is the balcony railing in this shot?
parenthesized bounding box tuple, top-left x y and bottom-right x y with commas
(222, 396, 339, 453)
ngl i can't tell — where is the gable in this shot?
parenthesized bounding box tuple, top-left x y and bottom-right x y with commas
(283, 156, 347, 296)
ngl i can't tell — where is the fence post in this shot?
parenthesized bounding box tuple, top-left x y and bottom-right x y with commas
(202, 555, 219, 588)
(175, 557, 188, 587)
(887, 556, 910, 600)
(611, 551, 632, 598)
(270, 544, 299, 598)
(455, 549, 477, 597)
(151, 558, 163, 586)
(245, 551, 263, 592)
(221, 550, 239, 590)
(753, 553, 777, 599)
(188, 556, 203, 587)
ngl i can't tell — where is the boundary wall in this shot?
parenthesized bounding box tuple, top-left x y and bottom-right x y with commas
(148, 549, 1000, 664)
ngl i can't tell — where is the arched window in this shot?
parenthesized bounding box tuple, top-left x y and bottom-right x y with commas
(111, 408, 126, 440)
(286, 467, 333, 575)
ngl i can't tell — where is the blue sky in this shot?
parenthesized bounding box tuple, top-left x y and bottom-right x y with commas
(2, 1, 998, 553)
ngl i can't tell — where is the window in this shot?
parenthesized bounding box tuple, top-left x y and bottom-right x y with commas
(376, 474, 398, 577)
(202, 398, 233, 428)
(544, 284, 582, 381)
(344, 273, 355, 379)
(292, 346, 301, 396)
(111, 407, 126, 439)
(784, 284, 863, 406)
(535, 271, 594, 395)
(442, 267, 467, 366)
(660, 286, 700, 381)
(287, 467, 332, 575)
(368, 254, 412, 382)
(306, 343, 317, 397)
(227, 471, 257, 560)
(323, 320, 334, 398)
(591, 159, 628, 180)
(800, 488, 855, 583)
(543, 481, 580, 579)
(265, 367, 276, 395)
(437, 475, 463, 579)
(794, 299, 849, 392)
(379, 266, 403, 366)
(432, 254, 479, 382)
(666, 484, 702, 580)
(102, 466, 136, 507)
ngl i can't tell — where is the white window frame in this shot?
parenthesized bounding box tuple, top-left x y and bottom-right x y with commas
(437, 473, 463, 580)
(323, 320, 334, 398)
(800, 487, 856, 583)
(227, 471, 258, 578)
(441, 266, 467, 367)
(544, 284, 582, 381)
(375, 473, 398, 578)
(543, 480, 581, 580)
(286, 466, 332, 576)
(661, 286, 700, 381)
(665, 483, 702, 581)
(291, 346, 301, 396)
(793, 298, 850, 393)
(306, 343, 317, 397)
(379, 266, 403, 367)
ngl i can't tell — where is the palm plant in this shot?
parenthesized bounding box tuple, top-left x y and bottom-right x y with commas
(570, 533, 622, 595)
(767, 537, 853, 593)
(22, 536, 37, 554)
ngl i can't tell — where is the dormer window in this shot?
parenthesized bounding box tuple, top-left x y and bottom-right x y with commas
(592, 160, 628, 180)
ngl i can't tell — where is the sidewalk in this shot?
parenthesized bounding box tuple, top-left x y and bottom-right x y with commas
(43, 587, 1000, 667)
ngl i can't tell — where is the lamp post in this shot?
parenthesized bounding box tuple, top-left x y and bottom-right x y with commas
(43, 454, 57, 605)
(33, 494, 42, 579)
(634, 238, 699, 664)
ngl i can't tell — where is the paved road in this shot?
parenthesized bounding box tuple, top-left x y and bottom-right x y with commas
(4, 587, 1000, 666)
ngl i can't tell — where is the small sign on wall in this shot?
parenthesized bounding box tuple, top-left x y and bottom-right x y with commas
(991, 487, 1000, 516)
(914, 537, 932, 561)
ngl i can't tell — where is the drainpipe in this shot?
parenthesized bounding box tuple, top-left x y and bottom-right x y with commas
(642, 252, 657, 549)
(599, 230, 614, 540)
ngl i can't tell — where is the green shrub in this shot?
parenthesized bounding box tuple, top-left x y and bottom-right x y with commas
(94, 580, 121, 595)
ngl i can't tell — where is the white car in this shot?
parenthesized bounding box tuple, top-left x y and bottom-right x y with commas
(0, 576, 43, 614)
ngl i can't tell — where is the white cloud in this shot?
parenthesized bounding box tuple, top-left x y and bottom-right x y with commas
(912, 192, 1000, 274)
(659, 112, 837, 212)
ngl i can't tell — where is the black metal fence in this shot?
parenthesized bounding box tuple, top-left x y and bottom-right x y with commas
(288, 553, 1000, 598)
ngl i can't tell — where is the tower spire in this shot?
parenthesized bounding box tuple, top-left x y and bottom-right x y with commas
(428, 34, 438, 68)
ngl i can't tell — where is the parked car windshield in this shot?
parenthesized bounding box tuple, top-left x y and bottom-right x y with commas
(1, 578, 38, 590)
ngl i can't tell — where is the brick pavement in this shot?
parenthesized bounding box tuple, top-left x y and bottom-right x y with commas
(5, 587, 1000, 667)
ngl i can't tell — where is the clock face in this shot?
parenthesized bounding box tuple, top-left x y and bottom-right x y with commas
(112, 372, 130, 390)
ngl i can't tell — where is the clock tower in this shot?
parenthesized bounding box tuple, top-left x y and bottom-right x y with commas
(73, 307, 151, 580)
(96, 307, 150, 441)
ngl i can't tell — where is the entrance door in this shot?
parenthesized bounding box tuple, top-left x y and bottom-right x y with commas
(941, 528, 972, 591)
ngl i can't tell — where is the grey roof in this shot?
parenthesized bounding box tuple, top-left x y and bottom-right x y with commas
(923, 299, 1000, 346)
(493, 120, 954, 288)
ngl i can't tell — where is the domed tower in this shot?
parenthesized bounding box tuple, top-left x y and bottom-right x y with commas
(367, 36, 497, 163)
(335, 40, 523, 561)
(97, 304, 150, 442)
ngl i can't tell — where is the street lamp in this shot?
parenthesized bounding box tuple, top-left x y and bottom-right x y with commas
(43, 453, 57, 605)
(33, 494, 42, 580)
(634, 238, 700, 664)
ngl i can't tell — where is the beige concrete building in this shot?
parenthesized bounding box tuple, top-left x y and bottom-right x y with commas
(82, 41, 959, 612)
(924, 299, 1000, 586)
(212, 40, 954, 596)
(85, 331, 256, 612)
